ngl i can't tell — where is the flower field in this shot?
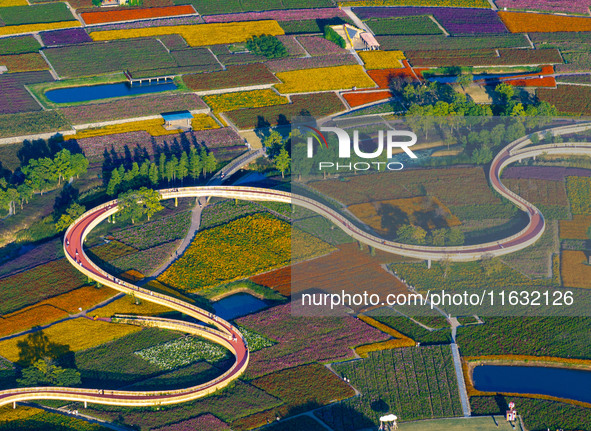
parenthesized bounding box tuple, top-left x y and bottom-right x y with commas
(159, 213, 332, 291)
(88, 240, 137, 262)
(503, 166, 591, 181)
(266, 53, 357, 73)
(225, 92, 345, 129)
(368, 311, 453, 345)
(113, 210, 192, 250)
(0, 0, 28, 5)
(531, 32, 591, 74)
(238, 326, 276, 352)
(365, 15, 444, 36)
(559, 215, 591, 240)
(0, 21, 81, 37)
(317, 346, 463, 430)
(0, 110, 70, 139)
(250, 266, 291, 296)
(203, 89, 288, 112)
(0, 258, 89, 315)
(59, 93, 206, 124)
(81, 5, 196, 25)
(135, 336, 229, 370)
(183, 63, 279, 91)
(4, 411, 112, 431)
(342, 90, 393, 108)
(89, 20, 284, 47)
(561, 250, 591, 289)
(93, 294, 173, 318)
(496, 0, 591, 14)
(499, 11, 591, 32)
(354, 6, 507, 34)
(108, 241, 183, 276)
(40, 28, 93, 46)
(236, 302, 390, 378)
(275, 65, 375, 93)
(405, 48, 562, 67)
(0, 35, 41, 55)
(66, 116, 217, 141)
(377, 33, 529, 51)
(92, 15, 202, 31)
(297, 35, 346, 56)
(503, 178, 568, 207)
(359, 50, 405, 69)
(0, 285, 115, 338)
(203, 8, 348, 23)
(0, 52, 48, 72)
(0, 3, 74, 25)
(354, 315, 416, 357)
(538, 85, 591, 116)
(200, 200, 261, 230)
(0, 70, 52, 115)
(566, 176, 591, 214)
(342, 0, 489, 6)
(0, 318, 142, 362)
(366, 67, 419, 88)
(153, 414, 230, 431)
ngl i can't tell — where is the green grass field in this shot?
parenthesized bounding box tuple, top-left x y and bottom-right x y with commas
(399, 416, 520, 431)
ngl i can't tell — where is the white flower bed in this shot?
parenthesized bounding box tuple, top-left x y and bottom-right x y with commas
(134, 337, 227, 370)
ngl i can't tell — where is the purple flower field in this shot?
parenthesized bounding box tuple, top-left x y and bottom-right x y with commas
(266, 53, 357, 73)
(496, 0, 591, 14)
(203, 8, 347, 23)
(153, 414, 230, 431)
(353, 7, 508, 34)
(297, 35, 347, 56)
(40, 28, 92, 46)
(0, 71, 52, 114)
(237, 303, 390, 378)
(502, 166, 591, 181)
(276, 35, 306, 57)
(92, 15, 202, 32)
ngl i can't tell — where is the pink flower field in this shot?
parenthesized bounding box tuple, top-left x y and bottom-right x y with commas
(203, 8, 347, 23)
(496, 0, 591, 14)
(236, 303, 390, 378)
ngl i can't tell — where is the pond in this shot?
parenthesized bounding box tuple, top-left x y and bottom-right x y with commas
(45, 81, 177, 104)
(473, 364, 591, 404)
(212, 292, 268, 321)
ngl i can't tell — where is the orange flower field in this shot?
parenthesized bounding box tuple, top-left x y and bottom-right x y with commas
(561, 250, 591, 289)
(342, 90, 393, 108)
(559, 215, 591, 240)
(81, 5, 196, 25)
(499, 11, 591, 33)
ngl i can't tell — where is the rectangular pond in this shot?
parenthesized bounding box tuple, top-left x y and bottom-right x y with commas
(212, 292, 268, 321)
(473, 364, 591, 404)
(45, 81, 177, 104)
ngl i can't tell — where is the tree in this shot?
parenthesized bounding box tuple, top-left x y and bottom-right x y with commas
(324, 25, 346, 48)
(457, 73, 473, 89)
(118, 187, 163, 224)
(447, 227, 464, 246)
(246, 34, 288, 58)
(18, 359, 81, 388)
(495, 83, 515, 101)
(396, 224, 415, 242)
(274, 148, 291, 178)
(165, 156, 177, 184)
(411, 226, 427, 244)
(189, 147, 202, 181)
(431, 228, 447, 246)
(70, 153, 89, 179)
(148, 163, 159, 186)
(106, 168, 122, 196)
(263, 130, 285, 159)
(177, 151, 189, 184)
(471, 146, 493, 164)
(17, 183, 33, 209)
(55, 203, 85, 232)
(92, 0, 102, 6)
(53, 149, 71, 186)
(159, 153, 167, 181)
(22, 157, 58, 194)
(203, 151, 217, 176)
(481, 254, 504, 276)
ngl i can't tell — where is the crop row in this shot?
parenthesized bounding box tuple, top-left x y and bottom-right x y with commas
(365, 15, 443, 36)
(0, 70, 52, 115)
(184, 63, 279, 91)
(561, 250, 591, 289)
(406, 48, 562, 67)
(0, 3, 74, 26)
(203, 89, 288, 112)
(0, 21, 80, 37)
(225, 92, 345, 129)
(538, 85, 591, 116)
(376, 33, 529, 51)
(179, 0, 334, 16)
(355, 6, 507, 34)
(0, 35, 41, 55)
(40, 28, 93, 46)
(266, 53, 357, 73)
(503, 178, 568, 206)
(359, 50, 405, 69)
(317, 346, 462, 430)
(153, 414, 230, 431)
(341, 0, 489, 6)
(90, 15, 202, 32)
(113, 210, 192, 250)
(204, 7, 347, 23)
(275, 65, 376, 94)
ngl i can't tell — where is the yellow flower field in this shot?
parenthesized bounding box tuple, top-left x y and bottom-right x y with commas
(0, 318, 142, 362)
(0, 405, 40, 423)
(65, 115, 218, 141)
(359, 50, 405, 69)
(559, 214, 591, 240)
(274, 65, 376, 94)
(0, 0, 28, 6)
(354, 314, 415, 357)
(89, 20, 284, 47)
(203, 89, 288, 112)
(561, 250, 591, 289)
(0, 21, 80, 37)
(93, 295, 172, 318)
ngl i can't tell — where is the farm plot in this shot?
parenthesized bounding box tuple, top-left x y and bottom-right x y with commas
(499, 11, 591, 32)
(561, 250, 591, 289)
(538, 86, 591, 116)
(530, 32, 591, 73)
(59, 93, 205, 124)
(203, 89, 288, 112)
(0, 3, 74, 25)
(266, 53, 358, 73)
(225, 92, 345, 129)
(0, 35, 41, 55)
(89, 20, 284, 47)
(236, 302, 390, 379)
(81, 5, 195, 25)
(354, 7, 507, 34)
(405, 48, 563, 67)
(233, 363, 355, 429)
(113, 210, 192, 250)
(496, 0, 591, 14)
(503, 178, 568, 216)
(0, 52, 46, 73)
(153, 414, 230, 431)
(559, 215, 591, 240)
(0, 70, 53, 114)
(503, 166, 591, 182)
(183, 63, 279, 91)
(366, 68, 419, 88)
(135, 336, 230, 369)
(0, 110, 69, 138)
(359, 50, 405, 69)
(279, 17, 350, 34)
(342, 90, 393, 108)
(203, 8, 348, 23)
(0, 258, 89, 315)
(376, 34, 529, 51)
(40, 28, 93, 46)
(342, 0, 490, 7)
(316, 346, 463, 431)
(274, 65, 375, 93)
(566, 176, 591, 215)
(297, 35, 346, 56)
(367, 310, 453, 345)
(365, 16, 444, 36)
(158, 213, 332, 291)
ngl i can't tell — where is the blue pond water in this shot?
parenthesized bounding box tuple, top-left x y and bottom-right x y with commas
(473, 365, 591, 404)
(45, 81, 177, 104)
(212, 292, 268, 321)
